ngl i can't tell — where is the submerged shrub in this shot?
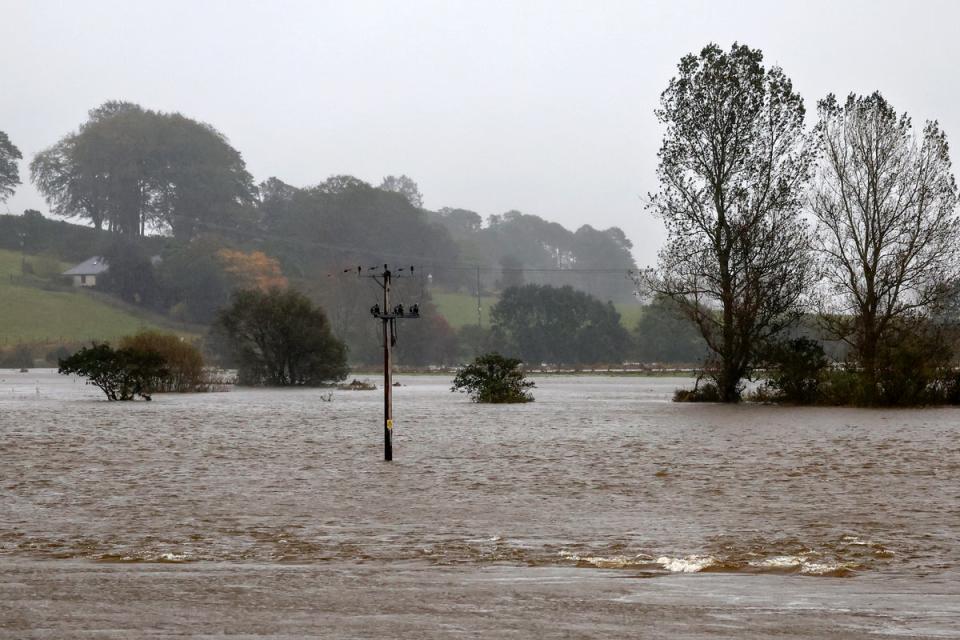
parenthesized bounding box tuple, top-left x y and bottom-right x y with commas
(673, 381, 720, 403)
(874, 324, 954, 406)
(451, 352, 535, 403)
(119, 331, 209, 393)
(760, 338, 829, 405)
(58, 343, 169, 401)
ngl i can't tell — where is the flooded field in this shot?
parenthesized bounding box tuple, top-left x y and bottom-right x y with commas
(1, 370, 958, 638)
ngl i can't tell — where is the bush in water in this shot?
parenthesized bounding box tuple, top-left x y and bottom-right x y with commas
(451, 352, 534, 403)
(58, 343, 169, 401)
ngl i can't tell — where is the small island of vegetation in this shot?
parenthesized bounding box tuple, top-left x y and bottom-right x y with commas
(451, 352, 535, 403)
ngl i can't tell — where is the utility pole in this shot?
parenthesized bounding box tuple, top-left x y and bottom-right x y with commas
(360, 264, 420, 461)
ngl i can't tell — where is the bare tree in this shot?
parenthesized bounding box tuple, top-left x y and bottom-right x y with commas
(810, 92, 960, 399)
(645, 43, 814, 402)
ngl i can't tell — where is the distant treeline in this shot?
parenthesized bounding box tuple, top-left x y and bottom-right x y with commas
(2, 101, 636, 302)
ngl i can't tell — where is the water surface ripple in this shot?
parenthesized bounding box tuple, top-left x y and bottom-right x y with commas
(2, 371, 957, 583)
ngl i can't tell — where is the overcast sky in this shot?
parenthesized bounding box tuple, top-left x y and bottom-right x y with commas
(2, 0, 958, 265)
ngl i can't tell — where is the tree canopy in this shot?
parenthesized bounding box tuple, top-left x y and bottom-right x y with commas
(431, 209, 637, 301)
(646, 42, 814, 401)
(451, 352, 535, 403)
(31, 101, 256, 237)
(212, 288, 348, 386)
(491, 284, 629, 365)
(256, 175, 459, 284)
(58, 343, 169, 401)
(810, 92, 960, 400)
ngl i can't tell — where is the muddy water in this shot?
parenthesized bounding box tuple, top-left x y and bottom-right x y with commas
(1, 371, 958, 638)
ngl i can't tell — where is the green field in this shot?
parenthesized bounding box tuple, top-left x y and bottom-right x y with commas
(432, 290, 644, 330)
(431, 292, 499, 328)
(0, 249, 177, 345)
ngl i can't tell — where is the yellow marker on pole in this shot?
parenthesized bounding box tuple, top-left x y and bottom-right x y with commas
(386, 419, 393, 430)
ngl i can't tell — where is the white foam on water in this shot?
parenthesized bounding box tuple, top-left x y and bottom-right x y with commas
(558, 550, 656, 569)
(655, 554, 717, 573)
(748, 555, 854, 576)
(751, 555, 803, 569)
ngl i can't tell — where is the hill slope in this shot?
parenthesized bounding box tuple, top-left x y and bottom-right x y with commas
(0, 250, 174, 344)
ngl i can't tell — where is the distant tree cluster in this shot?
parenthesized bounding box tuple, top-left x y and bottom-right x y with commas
(647, 42, 960, 406)
(490, 284, 630, 366)
(431, 209, 638, 301)
(31, 102, 256, 237)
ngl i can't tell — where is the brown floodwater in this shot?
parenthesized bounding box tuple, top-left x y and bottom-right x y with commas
(1, 370, 958, 638)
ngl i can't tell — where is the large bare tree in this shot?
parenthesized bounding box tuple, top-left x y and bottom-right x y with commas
(810, 92, 960, 398)
(646, 43, 814, 402)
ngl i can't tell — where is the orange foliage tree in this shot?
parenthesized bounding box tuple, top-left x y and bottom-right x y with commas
(216, 249, 288, 291)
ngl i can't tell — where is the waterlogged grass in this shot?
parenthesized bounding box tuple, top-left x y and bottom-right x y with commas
(0, 249, 169, 344)
(432, 292, 498, 328)
(432, 290, 644, 330)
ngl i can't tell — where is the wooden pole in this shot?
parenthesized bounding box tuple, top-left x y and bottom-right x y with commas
(383, 267, 393, 461)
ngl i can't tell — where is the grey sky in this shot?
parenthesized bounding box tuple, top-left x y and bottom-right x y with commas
(2, 0, 958, 265)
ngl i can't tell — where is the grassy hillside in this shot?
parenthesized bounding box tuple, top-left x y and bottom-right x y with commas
(431, 292, 499, 328)
(0, 249, 177, 344)
(432, 290, 644, 330)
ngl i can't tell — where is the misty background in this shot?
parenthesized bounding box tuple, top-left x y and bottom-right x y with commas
(3, 0, 959, 266)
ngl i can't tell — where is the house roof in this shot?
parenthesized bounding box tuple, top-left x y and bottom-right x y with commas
(62, 256, 110, 276)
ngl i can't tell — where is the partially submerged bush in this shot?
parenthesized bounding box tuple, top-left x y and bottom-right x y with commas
(451, 352, 534, 403)
(874, 324, 954, 406)
(337, 379, 377, 391)
(759, 337, 829, 405)
(673, 380, 720, 402)
(58, 343, 169, 401)
(119, 331, 209, 392)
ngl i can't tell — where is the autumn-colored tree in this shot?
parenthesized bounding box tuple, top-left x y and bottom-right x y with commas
(216, 248, 288, 291)
(119, 331, 209, 393)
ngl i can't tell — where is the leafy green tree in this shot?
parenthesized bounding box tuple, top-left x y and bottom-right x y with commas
(58, 343, 169, 401)
(0, 131, 22, 202)
(31, 101, 256, 237)
(212, 288, 348, 386)
(451, 352, 535, 403)
(645, 42, 814, 402)
(491, 284, 629, 365)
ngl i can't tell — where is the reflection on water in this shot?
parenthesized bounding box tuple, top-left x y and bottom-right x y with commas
(2, 370, 957, 582)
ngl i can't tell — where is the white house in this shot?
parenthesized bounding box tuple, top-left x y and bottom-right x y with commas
(62, 256, 109, 287)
